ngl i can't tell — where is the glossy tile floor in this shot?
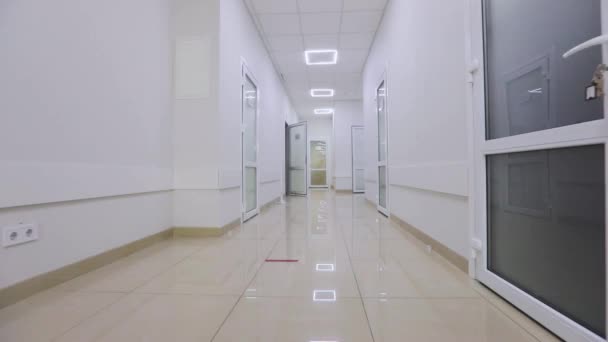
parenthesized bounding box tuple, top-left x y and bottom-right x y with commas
(0, 191, 560, 341)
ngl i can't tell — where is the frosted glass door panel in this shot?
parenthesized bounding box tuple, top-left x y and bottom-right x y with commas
(310, 140, 328, 187)
(352, 126, 365, 193)
(311, 170, 327, 186)
(377, 82, 387, 162)
(310, 141, 327, 169)
(243, 75, 257, 162)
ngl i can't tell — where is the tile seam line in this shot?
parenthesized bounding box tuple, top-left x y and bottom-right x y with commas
(50, 241, 209, 341)
(469, 285, 544, 342)
(338, 205, 376, 342)
(209, 221, 287, 341)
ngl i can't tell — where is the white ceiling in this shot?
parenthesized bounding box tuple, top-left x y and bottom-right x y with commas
(244, 0, 387, 120)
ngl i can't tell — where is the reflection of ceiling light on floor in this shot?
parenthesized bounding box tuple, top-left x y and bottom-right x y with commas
(313, 290, 337, 302)
(316, 263, 335, 272)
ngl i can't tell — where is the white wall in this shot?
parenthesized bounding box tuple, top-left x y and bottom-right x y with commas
(218, 0, 296, 224)
(171, 0, 295, 228)
(363, 0, 470, 257)
(172, 0, 222, 228)
(0, 0, 173, 288)
(333, 101, 364, 191)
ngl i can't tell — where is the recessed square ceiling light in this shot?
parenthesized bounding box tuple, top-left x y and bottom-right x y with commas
(314, 108, 334, 115)
(305, 49, 338, 65)
(310, 89, 335, 97)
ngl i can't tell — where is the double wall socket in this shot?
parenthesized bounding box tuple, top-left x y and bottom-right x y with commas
(2, 223, 39, 248)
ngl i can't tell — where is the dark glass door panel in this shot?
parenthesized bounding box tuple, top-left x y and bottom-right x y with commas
(487, 144, 605, 337)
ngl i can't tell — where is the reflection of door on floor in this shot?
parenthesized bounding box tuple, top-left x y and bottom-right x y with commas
(309, 138, 328, 188)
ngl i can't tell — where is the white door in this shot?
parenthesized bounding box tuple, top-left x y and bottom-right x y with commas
(309, 137, 329, 188)
(352, 126, 366, 193)
(470, 1, 607, 340)
(376, 80, 389, 216)
(242, 65, 259, 222)
(287, 122, 307, 196)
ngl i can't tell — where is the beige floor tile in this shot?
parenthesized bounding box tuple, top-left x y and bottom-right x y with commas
(471, 282, 561, 342)
(350, 240, 477, 298)
(57, 240, 202, 293)
(364, 297, 538, 342)
(248, 238, 359, 298)
(0, 289, 122, 342)
(1, 191, 566, 341)
(213, 296, 374, 342)
(135, 239, 269, 295)
(55, 293, 238, 342)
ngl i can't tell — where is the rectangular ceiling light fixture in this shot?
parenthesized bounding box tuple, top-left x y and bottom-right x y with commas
(314, 108, 334, 115)
(310, 89, 335, 97)
(305, 49, 338, 65)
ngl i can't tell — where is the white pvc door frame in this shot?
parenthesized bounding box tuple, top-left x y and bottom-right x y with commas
(352, 125, 365, 193)
(308, 136, 330, 188)
(376, 72, 390, 216)
(241, 61, 260, 222)
(287, 121, 308, 196)
(467, 1, 608, 340)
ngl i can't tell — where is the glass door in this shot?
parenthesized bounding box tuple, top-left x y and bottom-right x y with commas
(242, 66, 259, 221)
(470, 0, 607, 340)
(287, 122, 307, 196)
(377, 80, 389, 216)
(309, 138, 328, 188)
(352, 126, 366, 193)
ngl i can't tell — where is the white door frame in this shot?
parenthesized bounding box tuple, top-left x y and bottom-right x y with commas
(376, 71, 390, 216)
(308, 136, 330, 188)
(287, 121, 308, 196)
(241, 60, 260, 222)
(467, 1, 608, 341)
(352, 125, 365, 193)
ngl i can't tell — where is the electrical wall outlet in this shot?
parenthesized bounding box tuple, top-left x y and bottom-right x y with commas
(2, 223, 39, 248)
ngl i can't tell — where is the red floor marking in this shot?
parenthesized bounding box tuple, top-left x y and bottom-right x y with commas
(265, 259, 299, 263)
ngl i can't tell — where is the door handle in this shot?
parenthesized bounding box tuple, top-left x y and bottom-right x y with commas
(563, 34, 608, 59)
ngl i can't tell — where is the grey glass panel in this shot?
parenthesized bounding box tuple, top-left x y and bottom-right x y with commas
(354, 169, 365, 191)
(289, 169, 306, 194)
(487, 144, 605, 337)
(245, 167, 257, 212)
(352, 127, 365, 168)
(484, 0, 603, 139)
(289, 125, 306, 169)
(379, 166, 387, 208)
